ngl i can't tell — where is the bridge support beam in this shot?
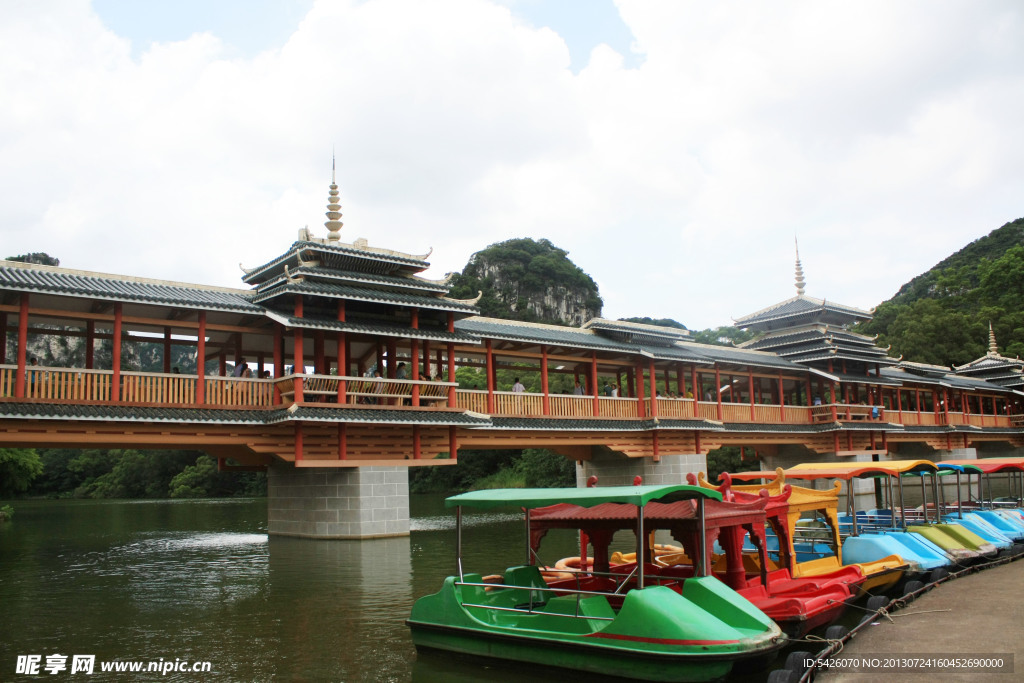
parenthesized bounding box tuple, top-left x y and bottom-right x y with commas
(576, 447, 706, 487)
(268, 461, 409, 539)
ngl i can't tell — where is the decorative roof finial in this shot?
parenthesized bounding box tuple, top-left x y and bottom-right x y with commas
(794, 237, 806, 296)
(989, 321, 999, 356)
(325, 154, 343, 244)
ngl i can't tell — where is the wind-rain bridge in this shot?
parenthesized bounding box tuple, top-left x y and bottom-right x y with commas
(3, 176, 1023, 537)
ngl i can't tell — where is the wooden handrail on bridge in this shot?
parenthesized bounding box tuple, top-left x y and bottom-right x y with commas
(277, 374, 457, 405)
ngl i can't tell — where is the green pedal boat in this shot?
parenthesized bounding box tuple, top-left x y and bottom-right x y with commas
(407, 485, 787, 682)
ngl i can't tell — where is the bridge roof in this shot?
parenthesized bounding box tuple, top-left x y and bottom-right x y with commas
(0, 261, 260, 313)
(253, 280, 479, 314)
(734, 295, 873, 331)
(242, 239, 431, 284)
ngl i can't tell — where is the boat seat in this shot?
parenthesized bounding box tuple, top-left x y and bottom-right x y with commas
(543, 595, 616, 620)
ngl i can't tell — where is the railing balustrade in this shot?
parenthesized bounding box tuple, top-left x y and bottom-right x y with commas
(1, 364, 1020, 430)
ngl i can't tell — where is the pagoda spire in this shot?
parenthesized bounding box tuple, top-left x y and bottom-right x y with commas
(989, 321, 999, 356)
(325, 155, 343, 244)
(794, 238, 806, 296)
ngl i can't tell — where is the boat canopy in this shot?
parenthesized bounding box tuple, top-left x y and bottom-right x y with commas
(939, 458, 1024, 474)
(445, 484, 721, 510)
(730, 459, 939, 482)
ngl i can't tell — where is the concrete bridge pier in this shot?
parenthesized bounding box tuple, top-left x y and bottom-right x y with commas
(576, 448, 707, 488)
(267, 462, 410, 539)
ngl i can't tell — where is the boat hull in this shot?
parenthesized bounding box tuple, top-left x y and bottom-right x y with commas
(409, 571, 786, 682)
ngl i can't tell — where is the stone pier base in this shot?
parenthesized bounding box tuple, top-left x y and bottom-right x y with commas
(576, 448, 707, 488)
(267, 462, 409, 539)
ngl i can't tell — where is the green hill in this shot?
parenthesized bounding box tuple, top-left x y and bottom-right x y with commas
(860, 217, 1024, 365)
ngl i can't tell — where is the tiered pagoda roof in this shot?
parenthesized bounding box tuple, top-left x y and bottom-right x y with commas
(241, 168, 480, 339)
(953, 325, 1024, 390)
(735, 243, 898, 370)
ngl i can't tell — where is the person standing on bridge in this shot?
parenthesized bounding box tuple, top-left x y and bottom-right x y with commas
(512, 378, 525, 393)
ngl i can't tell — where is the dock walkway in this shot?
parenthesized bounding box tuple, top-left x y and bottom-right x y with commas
(819, 558, 1023, 682)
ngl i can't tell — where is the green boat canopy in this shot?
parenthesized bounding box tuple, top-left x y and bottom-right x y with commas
(445, 484, 722, 510)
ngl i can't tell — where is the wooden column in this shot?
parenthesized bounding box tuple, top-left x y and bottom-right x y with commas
(635, 363, 646, 418)
(423, 340, 431, 379)
(648, 360, 658, 418)
(485, 339, 495, 413)
(714, 363, 723, 421)
(386, 339, 397, 378)
(0, 312, 6, 365)
(541, 345, 550, 415)
(446, 313, 456, 408)
(85, 320, 95, 370)
(447, 343, 456, 408)
(163, 327, 172, 373)
(293, 295, 304, 403)
(591, 351, 599, 417)
(14, 293, 28, 398)
(294, 422, 303, 462)
(942, 388, 949, 423)
(111, 302, 122, 402)
(219, 353, 226, 377)
(413, 425, 422, 459)
(196, 312, 206, 405)
(338, 423, 347, 460)
(411, 309, 420, 406)
(748, 367, 756, 420)
(337, 300, 347, 403)
(829, 382, 837, 420)
(449, 425, 458, 460)
(778, 371, 786, 423)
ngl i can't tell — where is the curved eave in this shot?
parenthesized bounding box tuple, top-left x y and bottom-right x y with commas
(243, 241, 430, 284)
(266, 311, 480, 343)
(253, 281, 479, 314)
(254, 266, 449, 296)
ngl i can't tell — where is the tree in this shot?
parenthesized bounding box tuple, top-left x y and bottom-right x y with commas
(6, 252, 59, 266)
(0, 448, 44, 497)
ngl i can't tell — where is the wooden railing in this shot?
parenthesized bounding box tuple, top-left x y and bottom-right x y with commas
(279, 374, 457, 406)
(0, 364, 1020, 430)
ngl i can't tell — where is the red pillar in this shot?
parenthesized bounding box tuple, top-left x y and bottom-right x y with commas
(714, 364, 723, 421)
(648, 359, 658, 418)
(591, 351, 599, 417)
(447, 342, 456, 408)
(411, 308, 420, 406)
(14, 293, 28, 398)
(85, 320, 95, 370)
(337, 301, 347, 403)
(111, 303, 122, 402)
(294, 422, 303, 461)
(163, 327, 172, 374)
(778, 371, 786, 423)
(485, 339, 495, 413)
(0, 312, 5, 365)
(541, 345, 550, 415)
(413, 424, 421, 459)
(635, 363, 646, 418)
(449, 425, 458, 460)
(829, 382, 837, 420)
(196, 312, 206, 405)
(293, 296, 304, 403)
(748, 368, 756, 421)
(338, 423, 347, 460)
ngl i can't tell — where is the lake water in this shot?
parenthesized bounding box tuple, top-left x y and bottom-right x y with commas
(0, 497, 629, 682)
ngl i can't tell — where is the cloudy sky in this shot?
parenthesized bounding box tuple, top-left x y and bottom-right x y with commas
(2, 0, 1022, 330)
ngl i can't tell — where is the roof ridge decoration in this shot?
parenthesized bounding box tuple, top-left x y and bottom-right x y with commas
(795, 237, 806, 296)
(449, 290, 483, 305)
(413, 271, 458, 287)
(325, 157, 343, 244)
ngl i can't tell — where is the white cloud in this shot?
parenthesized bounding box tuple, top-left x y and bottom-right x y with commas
(1, 0, 1022, 330)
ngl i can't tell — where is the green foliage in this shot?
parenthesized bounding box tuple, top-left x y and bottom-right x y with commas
(6, 252, 59, 266)
(409, 448, 574, 493)
(449, 238, 603, 325)
(0, 504, 13, 520)
(619, 317, 688, 330)
(0, 449, 44, 497)
(689, 326, 755, 346)
(705, 447, 743, 484)
(169, 455, 223, 498)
